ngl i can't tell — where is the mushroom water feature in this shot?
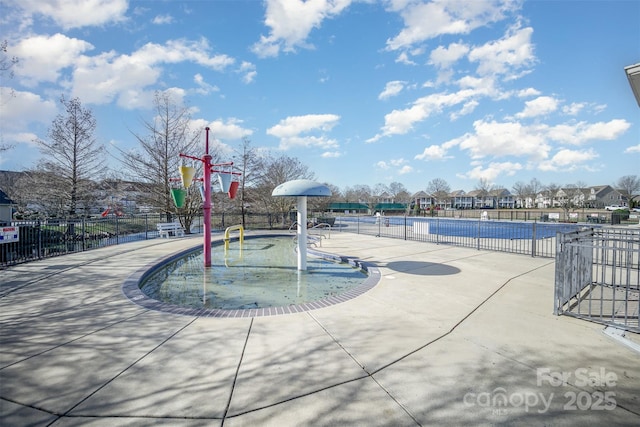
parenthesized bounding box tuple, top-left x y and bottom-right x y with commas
(271, 179, 331, 271)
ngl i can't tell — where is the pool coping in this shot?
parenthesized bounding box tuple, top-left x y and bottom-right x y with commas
(121, 233, 381, 317)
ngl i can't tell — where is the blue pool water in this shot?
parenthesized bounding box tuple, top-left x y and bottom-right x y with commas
(338, 216, 585, 240)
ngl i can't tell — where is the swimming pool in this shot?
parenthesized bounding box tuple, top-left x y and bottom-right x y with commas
(337, 216, 586, 239)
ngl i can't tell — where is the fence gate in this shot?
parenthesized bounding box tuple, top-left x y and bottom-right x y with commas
(555, 228, 640, 332)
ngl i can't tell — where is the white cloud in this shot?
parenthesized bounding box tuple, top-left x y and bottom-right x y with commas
(395, 52, 416, 65)
(267, 114, 340, 150)
(398, 165, 413, 174)
(0, 89, 57, 132)
(238, 61, 257, 84)
(469, 24, 535, 79)
(70, 38, 235, 107)
(207, 118, 253, 140)
(562, 102, 586, 116)
(13, 34, 94, 86)
(6, 0, 129, 30)
(252, 0, 353, 57)
(376, 161, 390, 169)
(193, 74, 219, 95)
(379, 81, 406, 100)
(624, 144, 640, 154)
(517, 87, 541, 98)
(429, 42, 469, 69)
(321, 151, 342, 158)
(538, 148, 598, 171)
(462, 161, 523, 182)
(367, 88, 478, 141)
(515, 95, 558, 118)
(152, 14, 174, 25)
(450, 99, 479, 120)
(386, 0, 518, 51)
(468, 25, 535, 78)
(415, 144, 451, 161)
(451, 120, 551, 160)
(546, 119, 631, 145)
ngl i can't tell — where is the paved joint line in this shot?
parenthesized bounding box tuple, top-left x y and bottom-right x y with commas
(369, 260, 555, 376)
(369, 375, 422, 427)
(0, 239, 183, 298)
(221, 317, 254, 427)
(46, 316, 199, 427)
(308, 312, 422, 426)
(307, 311, 368, 372)
(220, 375, 371, 421)
(0, 309, 152, 371)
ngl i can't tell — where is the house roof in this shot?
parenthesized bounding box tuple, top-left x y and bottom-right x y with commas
(328, 202, 369, 210)
(0, 189, 16, 205)
(374, 203, 406, 210)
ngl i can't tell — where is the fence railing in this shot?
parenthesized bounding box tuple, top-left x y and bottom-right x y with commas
(0, 212, 291, 268)
(554, 228, 639, 332)
(402, 208, 639, 225)
(333, 215, 586, 258)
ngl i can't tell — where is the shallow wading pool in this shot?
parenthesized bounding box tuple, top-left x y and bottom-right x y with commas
(122, 234, 380, 317)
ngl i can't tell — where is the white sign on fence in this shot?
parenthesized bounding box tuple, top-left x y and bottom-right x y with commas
(0, 226, 19, 244)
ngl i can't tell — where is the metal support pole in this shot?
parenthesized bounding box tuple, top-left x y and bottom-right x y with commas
(297, 196, 307, 271)
(203, 128, 212, 267)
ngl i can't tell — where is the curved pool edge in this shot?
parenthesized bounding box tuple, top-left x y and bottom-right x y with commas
(121, 233, 381, 318)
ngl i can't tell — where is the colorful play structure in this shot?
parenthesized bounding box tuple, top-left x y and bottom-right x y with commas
(171, 127, 241, 267)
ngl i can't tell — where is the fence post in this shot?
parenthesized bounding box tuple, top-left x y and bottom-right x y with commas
(115, 215, 119, 244)
(145, 214, 149, 239)
(37, 219, 42, 259)
(82, 217, 86, 251)
(404, 216, 407, 240)
(531, 221, 537, 257)
(476, 218, 481, 250)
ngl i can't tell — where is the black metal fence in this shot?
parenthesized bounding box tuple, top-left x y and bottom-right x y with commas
(333, 215, 587, 258)
(554, 227, 639, 332)
(0, 212, 290, 268)
(406, 208, 638, 224)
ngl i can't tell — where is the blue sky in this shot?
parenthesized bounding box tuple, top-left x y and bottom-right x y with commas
(1, 0, 638, 195)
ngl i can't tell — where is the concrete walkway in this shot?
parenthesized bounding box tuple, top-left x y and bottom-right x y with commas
(1, 232, 638, 426)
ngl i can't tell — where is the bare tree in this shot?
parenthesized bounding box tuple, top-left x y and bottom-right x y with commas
(1, 40, 20, 151)
(344, 185, 372, 203)
(343, 184, 373, 211)
(528, 178, 543, 208)
(34, 96, 105, 216)
(426, 178, 451, 208)
(232, 137, 266, 227)
(474, 178, 494, 207)
(372, 183, 389, 197)
(557, 183, 584, 219)
(253, 154, 314, 226)
(118, 91, 201, 226)
(616, 175, 640, 206)
(512, 181, 529, 208)
(388, 181, 411, 213)
(543, 182, 560, 208)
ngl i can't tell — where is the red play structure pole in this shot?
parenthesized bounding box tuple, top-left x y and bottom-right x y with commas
(180, 127, 239, 268)
(203, 127, 212, 267)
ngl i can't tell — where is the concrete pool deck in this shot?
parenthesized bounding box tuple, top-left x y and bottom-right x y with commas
(1, 231, 638, 426)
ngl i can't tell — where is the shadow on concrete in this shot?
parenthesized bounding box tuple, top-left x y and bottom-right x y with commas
(385, 260, 461, 276)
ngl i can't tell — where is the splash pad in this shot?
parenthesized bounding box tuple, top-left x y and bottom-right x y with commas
(122, 235, 380, 317)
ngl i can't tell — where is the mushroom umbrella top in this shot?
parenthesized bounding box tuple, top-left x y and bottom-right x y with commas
(271, 179, 332, 197)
